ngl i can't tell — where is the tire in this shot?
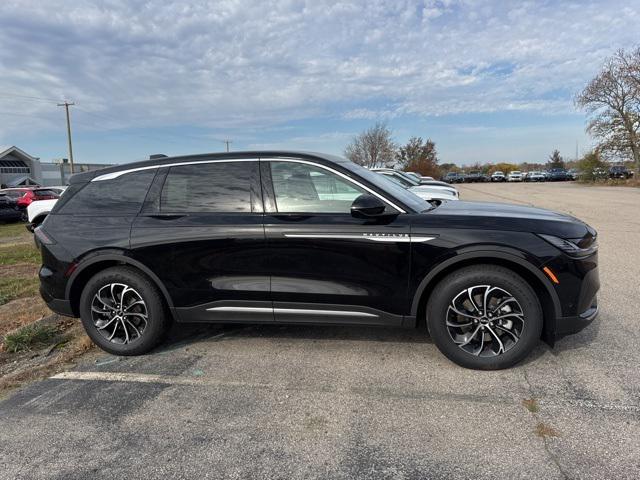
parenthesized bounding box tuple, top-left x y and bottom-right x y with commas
(79, 266, 171, 355)
(426, 265, 542, 370)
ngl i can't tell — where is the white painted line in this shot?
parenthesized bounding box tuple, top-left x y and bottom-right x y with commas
(48, 372, 640, 415)
(51, 371, 272, 388)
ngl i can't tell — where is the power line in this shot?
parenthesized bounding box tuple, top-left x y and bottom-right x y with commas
(222, 139, 232, 152)
(0, 92, 60, 103)
(57, 102, 75, 173)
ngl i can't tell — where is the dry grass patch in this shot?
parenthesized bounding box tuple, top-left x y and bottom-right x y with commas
(535, 422, 559, 438)
(0, 297, 51, 336)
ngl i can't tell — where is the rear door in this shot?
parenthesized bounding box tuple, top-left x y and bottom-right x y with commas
(262, 158, 412, 326)
(130, 159, 272, 323)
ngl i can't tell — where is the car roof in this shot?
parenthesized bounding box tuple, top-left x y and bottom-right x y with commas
(69, 151, 348, 184)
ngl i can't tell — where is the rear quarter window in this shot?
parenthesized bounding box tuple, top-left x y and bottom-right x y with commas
(56, 170, 156, 215)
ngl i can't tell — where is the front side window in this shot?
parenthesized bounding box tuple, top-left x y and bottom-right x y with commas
(160, 162, 253, 213)
(270, 161, 366, 213)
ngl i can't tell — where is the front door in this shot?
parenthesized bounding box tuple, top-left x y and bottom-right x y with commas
(262, 159, 412, 326)
(130, 159, 272, 323)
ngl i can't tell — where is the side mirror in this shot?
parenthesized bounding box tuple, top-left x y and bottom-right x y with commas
(350, 194, 387, 218)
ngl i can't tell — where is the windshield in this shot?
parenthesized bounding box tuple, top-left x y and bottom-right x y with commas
(396, 171, 421, 185)
(340, 162, 431, 212)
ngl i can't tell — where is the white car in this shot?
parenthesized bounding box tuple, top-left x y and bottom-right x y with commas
(372, 169, 459, 199)
(372, 170, 458, 202)
(26, 186, 66, 231)
(491, 171, 506, 182)
(508, 171, 523, 182)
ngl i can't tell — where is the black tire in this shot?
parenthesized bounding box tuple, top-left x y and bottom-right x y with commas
(426, 265, 542, 370)
(79, 266, 171, 355)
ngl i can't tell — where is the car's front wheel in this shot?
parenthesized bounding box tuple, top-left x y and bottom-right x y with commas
(427, 265, 542, 370)
(79, 267, 170, 355)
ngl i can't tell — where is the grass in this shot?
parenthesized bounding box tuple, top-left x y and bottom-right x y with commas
(0, 276, 40, 306)
(522, 398, 540, 413)
(3, 323, 60, 353)
(0, 221, 29, 239)
(0, 243, 41, 266)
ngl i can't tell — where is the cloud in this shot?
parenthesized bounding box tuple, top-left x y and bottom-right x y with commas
(0, 0, 638, 142)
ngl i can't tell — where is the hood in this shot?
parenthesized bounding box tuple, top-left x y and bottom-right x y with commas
(422, 200, 595, 239)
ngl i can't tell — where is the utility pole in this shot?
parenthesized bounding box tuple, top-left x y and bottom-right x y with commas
(57, 101, 75, 173)
(222, 139, 232, 152)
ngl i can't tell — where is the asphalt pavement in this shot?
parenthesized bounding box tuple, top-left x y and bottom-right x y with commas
(1, 182, 639, 479)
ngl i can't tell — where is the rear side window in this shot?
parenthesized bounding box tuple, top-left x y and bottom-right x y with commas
(160, 162, 253, 213)
(57, 170, 155, 215)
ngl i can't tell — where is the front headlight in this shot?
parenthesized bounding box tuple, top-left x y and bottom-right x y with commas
(538, 234, 598, 258)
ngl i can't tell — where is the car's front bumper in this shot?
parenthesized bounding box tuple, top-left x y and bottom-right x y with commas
(554, 300, 598, 339)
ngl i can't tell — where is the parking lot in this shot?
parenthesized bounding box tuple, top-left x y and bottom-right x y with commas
(1, 181, 639, 479)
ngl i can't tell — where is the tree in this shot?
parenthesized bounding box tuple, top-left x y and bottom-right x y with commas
(547, 149, 565, 169)
(439, 162, 459, 173)
(344, 122, 397, 168)
(576, 49, 640, 175)
(396, 136, 439, 177)
(491, 163, 519, 174)
(576, 151, 606, 182)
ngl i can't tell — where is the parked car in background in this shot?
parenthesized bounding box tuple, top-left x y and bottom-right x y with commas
(609, 165, 633, 179)
(508, 171, 523, 182)
(26, 187, 67, 231)
(372, 169, 459, 202)
(548, 168, 569, 181)
(0, 192, 22, 223)
(567, 169, 579, 181)
(405, 172, 435, 183)
(490, 171, 506, 182)
(464, 171, 486, 183)
(525, 171, 546, 182)
(593, 167, 608, 180)
(442, 172, 464, 184)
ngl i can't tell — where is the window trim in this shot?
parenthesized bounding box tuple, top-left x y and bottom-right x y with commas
(263, 158, 406, 214)
(92, 158, 260, 181)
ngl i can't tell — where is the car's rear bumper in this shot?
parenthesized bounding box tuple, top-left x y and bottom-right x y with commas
(40, 285, 75, 317)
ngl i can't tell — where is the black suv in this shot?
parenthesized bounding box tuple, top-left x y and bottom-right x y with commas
(36, 151, 599, 369)
(609, 165, 633, 179)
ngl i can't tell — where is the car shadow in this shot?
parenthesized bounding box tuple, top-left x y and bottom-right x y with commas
(156, 318, 599, 363)
(155, 322, 432, 354)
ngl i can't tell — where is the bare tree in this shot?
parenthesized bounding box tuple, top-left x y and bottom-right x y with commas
(576, 49, 640, 174)
(344, 122, 397, 168)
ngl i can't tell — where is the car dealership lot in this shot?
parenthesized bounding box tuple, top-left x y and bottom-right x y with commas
(1, 182, 639, 479)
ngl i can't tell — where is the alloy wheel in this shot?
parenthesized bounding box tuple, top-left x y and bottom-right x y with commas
(446, 285, 524, 357)
(91, 283, 148, 344)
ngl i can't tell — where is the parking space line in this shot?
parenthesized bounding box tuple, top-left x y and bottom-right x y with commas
(50, 371, 272, 388)
(50, 371, 640, 415)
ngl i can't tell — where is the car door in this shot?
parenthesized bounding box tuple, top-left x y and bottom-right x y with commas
(130, 158, 272, 323)
(262, 158, 412, 326)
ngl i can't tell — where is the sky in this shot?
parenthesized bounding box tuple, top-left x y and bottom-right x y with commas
(0, 0, 639, 167)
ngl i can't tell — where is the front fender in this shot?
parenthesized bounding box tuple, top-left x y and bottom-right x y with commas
(409, 248, 562, 320)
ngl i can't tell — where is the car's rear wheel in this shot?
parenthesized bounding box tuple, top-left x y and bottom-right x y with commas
(79, 267, 170, 355)
(427, 265, 542, 370)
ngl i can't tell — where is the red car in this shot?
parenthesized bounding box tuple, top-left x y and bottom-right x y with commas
(0, 187, 60, 208)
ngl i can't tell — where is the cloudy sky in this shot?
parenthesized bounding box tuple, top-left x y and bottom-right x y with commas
(1, 0, 638, 166)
